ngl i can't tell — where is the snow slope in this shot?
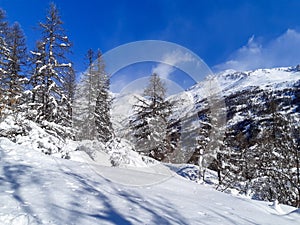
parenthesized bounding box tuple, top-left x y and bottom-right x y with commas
(1, 138, 300, 225)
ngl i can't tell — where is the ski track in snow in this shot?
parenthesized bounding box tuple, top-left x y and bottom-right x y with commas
(1, 137, 300, 225)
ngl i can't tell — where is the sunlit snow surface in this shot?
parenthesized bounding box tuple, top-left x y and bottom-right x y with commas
(1, 138, 300, 225)
(214, 67, 300, 95)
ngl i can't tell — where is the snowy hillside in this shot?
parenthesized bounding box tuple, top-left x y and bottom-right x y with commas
(1, 138, 300, 225)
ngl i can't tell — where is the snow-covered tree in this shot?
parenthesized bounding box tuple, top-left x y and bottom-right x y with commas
(186, 77, 226, 182)
(195, 108, 213, 180)
(217, 93, 300, 207)
(253, 100, 291, 202)
(130, 73, 172, 160)
(290, 115, 300, 207)
(73, 49, 112, 141)
(253, 99, 300, 206)
(5, 22, 27, 112)
(28, 3, 73, 127)
(28, 41, 46, 117)
(73, 49, 97, 140)
(63, 66, 76, 118)
(94, 50, 113, 143)
(0, 9, 10, 117)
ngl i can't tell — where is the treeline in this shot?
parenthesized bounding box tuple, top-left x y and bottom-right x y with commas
(0, 2, 177, 161)
(0, 2, 177, 156)
(0, 3, 112, 145)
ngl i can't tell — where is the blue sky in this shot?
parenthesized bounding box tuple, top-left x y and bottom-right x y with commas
(1, 0, 300, 90)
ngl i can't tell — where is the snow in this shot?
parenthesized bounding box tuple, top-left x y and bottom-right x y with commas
(1, 137, 300, 225)
(38, 65, 47, 74)
(0, 116, 20, 131)
(214, 67, 300, 96)
(58, 63, 72, 67)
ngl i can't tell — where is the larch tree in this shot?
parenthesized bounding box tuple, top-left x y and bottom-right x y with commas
(29, 3, 73, 127)
(130, 73, 172, 160)
(28, 41, 46, 120)
(73, 49, 111, 141)
(73, 49, 97, 140)
(63, 66, 76, 118)
(0, 9, 10, 116)
(94, 49, 113, 143)
(6, 22, 27, 112)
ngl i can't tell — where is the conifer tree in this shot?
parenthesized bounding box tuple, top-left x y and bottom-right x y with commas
(94, 50, 113, 143)
(28, 41, 46, 120)
(63, 67, 76, 118)
(73, 49, 97, 140)
(0, 9, 10, 116)
(130, 73, 172, 160)
(29, 3, 73, 126)
(73, 49, 112, 141)
(6, 22, 27, 111)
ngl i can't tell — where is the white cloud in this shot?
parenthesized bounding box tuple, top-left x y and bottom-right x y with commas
(152, 63, 174, 80)
(152, 50, 195, 79)
(215, 29, 300, 72)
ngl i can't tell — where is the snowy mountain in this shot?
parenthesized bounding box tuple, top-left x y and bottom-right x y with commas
(166, 65, 300, 207)
(169, 65, 300, 157)
(215, 66, 300, 94)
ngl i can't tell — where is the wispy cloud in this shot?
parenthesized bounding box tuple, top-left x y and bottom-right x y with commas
(214, 29, 300, 72)
(152, 63, 174, 80)
(152, 50, 195, 79)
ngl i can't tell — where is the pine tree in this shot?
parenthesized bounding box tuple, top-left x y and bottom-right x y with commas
(130, 73, 172, 160)
(29, 3, 73, 127)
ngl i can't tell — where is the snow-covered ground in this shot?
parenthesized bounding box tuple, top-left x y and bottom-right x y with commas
(1, 137, 300, 225)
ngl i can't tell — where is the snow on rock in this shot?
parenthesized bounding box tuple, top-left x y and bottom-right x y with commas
(1, 137, 300, 225)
